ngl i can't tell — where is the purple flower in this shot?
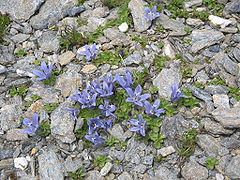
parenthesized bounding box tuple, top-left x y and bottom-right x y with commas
(115, 70, 134, 89)
(67, 108, 79, 121)
(126, 85, 151, 106)
(171, 84, 188, 102)
(129, 114, 146, 136)
(85, 132, 105, 146)
(144, 6, 160, 21)
(96, 81, 114, 97)
(101, 73, 117, 86)
(32, 61, 54, 81)
(80, 44, 98, 61)
(102, 118, 114, 129)
(99, 100, 116, 118)
(22, 113, 39, 134)
(144, 99, 165, 117)
(88, 117, 104, 134)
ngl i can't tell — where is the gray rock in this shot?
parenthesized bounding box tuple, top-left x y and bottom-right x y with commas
(108, 124, 127, 142)
(157, 146, 176, 157)
(224, 0, 240, 13)
(0, 65, 6, 74)
(13, 56, 36, 77)
(85, 170, 104, 180)
(125, 137, 139, 162)
(181, 161, 208, 180)
(67, 6, 85, 17)
(191, 29, 224, 53)
(118, 172, 133, 180)
(111, 164, 123, 174)
(231, 33, 240, 43)
(225, 155, 240, 179)
(212, 107, 240, 128)
(11, 34, 30, 43)
(220, 136, 240, 149)
(30, 0, 77, 29)
(128, 0, 151, 32)
(184, 0, 202, 8)
(0, 104, 22, 131)
(186, 18, 204, 26)
(63, 156, 82, 173)
(130, 154, 141, 164)
(58, 51, 76, 66)
(0, 158, 14, 169)
(197, 134, 229, 156)
(232, 47, 240, 63)
(6, 129, 28, 141)
(219, 71, 237, 88)
(51, 100, 76, 143)
(109, 149, 125, 161)
(134, 164, 147, 174)
(103, 27, 131, 46)
(156, 13, 187, 36)
(155, 166, 179, 180)
(123, 52, 143, 65)
(11, 23, 33, 34)
(0, 53, 16, 66)
(153, 68, 182, 100)
(38, 151, 64, 180)
(100, 162, 113, 176)
(205, 85, 229, 95)
(184, 84, 212, 102)
(142, 155, 153, 165)
(0, 0, 44, 22)
(38, 31, 60, 53)
(213, 94, 230, 109)
(0, 149, 14, 160)
(194, 70, 209, 84)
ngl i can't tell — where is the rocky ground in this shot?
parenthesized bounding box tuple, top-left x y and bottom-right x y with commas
(0, 0, 240, 179)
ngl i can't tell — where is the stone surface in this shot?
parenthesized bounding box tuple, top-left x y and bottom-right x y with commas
(205, 85, 229, 95)
(213, 94, 230, 109)
(0, 65, 6, 74)
(11, 34, 30, 43)
(38, 31, 60, 53)
(38, 151, 64, 180)
(30, 0, 78, 29)
(162, 41, 176, 59)
(14, 157, 28, 170)
(128, 0, 151, 32)
(58, 51, 76, 66)
(153, 68, 181, 100)
(63, 156, 82, 173)
(134, 164, 147, 173)
(212, 107, 240, 128)
(100, 162, 113, 176)
(51, 100, 76, 143)
(6, 129, 28, 141)
(185, 84, 212, 102)
(191, 29, 224, 53)
(118, 22, 129, 33)
(118, 172, 132, 180)
(0, 149, 15, 160)
(85, 170, 104, 180)
(81, 64, 97, 73)
(184, 0, 202, 8)
(209, 15, 232, 28)
(0, 158, 14, 169)
(123, 52, 143, 65)
(181, 161, 208, 180)
(186, 18, 204, 26)
(157, 146, 176, 157)
(155, 166, 179, 180)
(13, 56, 36, 77)
(108, 124, 127, 142)
(224, 0, 240, 14)
(225, 155, 240, 179)
(0, 0, 44, 22)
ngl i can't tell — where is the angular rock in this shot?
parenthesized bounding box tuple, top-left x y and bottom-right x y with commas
(118, 172, 132, 180)
(197, 134, 229, 156)
(162, 40, 176, 59)
(209, 15, 232, 28)
(63, 156, 82, 173)
(30, 0, 78, 29)
(85, 170, 104, 180)
(123, 52, 143, 65)
(134, 164, 147, 174)
(58, 51, 76, 66)
(184, 0, 202, 8)
(186, 18, 204, 26)
(155, 166, 179, 180)
(38, 31, 60, 53)
(157, 146, 176, 157)
(219, 71, 237, 88)
(13, 56, 36, 77)
(11, 34, 30, 43)
(0, 149, 15, 160)
(14, 157, 28, 170)
(224, 0, 240, 14)
(0, 158, 14, 169)
(205, 85, 229, 95)
(153, 68, 181, 100)
(232, 47, 240, 63)
(191, 29, 224, 53)
(225, 155, 240, 179)
(212, 107, 240, 128)
(100, 162, 113, 176)
(38, 151, 64, 180)
(142, 155, 154, 165)
(81, 64, 97, 73)
(108, 124, 127, 142)
(128, 0, 151, 32)
(0, 0, 44, 22)
(0, 53, 16, 66)
(0, 65, 6, 74)
(181, 161, 208, 180)
(185, 84, 212, 102)
(0, 104, 22, 131)
(213, 94, 230, 109)
(6, 129, 28, 141)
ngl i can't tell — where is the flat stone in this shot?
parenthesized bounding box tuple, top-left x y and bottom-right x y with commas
(155, 166, 179, 180)
(85, 170, 104, 180)
(224, 0, 240, 14)
(123, 52, 143, 65)
(191, 29, 224, 53)
(153, 68, 181, 100)
(205, 85, 229, 95)
(13, 56, 36, 77)
(186, 18, 204, 26)
(0, 65, 6, 74)
(220, 27, 238, 33)
(209, 15, 232, 28)
(81, 64, 97, 73)
(14, 157, 28, 170)
(197, 134, 229, 156)
(6, 129, 28, 141)
(0, 149, 15, 160)
(213, 94, 230, 109)
(0, 158, 14, 169)
(63, 156, 82, 173)
(128, 0, 151, 32)
(0, 0, 44, 22)
(30, 0, 77, 29)
(0, 104, 22, 131)
(58, 51, 76, 66)
(162, 40, 176, 59)
(157, 146, 176, 157)
(118, 172, 132, 180)
(100, 162, 113, 176)
(118, 22, 129, 33)
(38, 31, 60, 53)
(225, 155, 240, 179)
(108, 124, 127, 142)
(181, 161, 208, 180)
(212, 107, 240, 128)
(38, 151, 64, 180)
(233, 47, 240, 63)
(185, 84, 212, 102)
(11, 34, 30, 43)
(134, 164, 147, 174)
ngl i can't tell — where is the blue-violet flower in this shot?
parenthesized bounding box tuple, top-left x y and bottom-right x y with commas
(170, 84, 188, 102)
(129, 114, 146, 136)
(67, 108, 79, 121)
(32, 61, 54, 81)
(115, 69, 134, 89)
(99, 100, 116, 118)
(80, 44, 98, 61)
(144, 6, 160, 21)
(96, 81, 114, 97)
(126, 85, 151, 106)
(22, 113, 39, 134)
(88, 117, 103, 134)
(85, 132, 105, 146)
(144, 99, 165, 117)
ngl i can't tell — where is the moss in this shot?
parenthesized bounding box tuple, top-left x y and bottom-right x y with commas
(0, 14, 11, 44)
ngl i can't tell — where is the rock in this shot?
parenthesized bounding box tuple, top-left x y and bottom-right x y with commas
(108, 124, 127, 142)
(184, 0, 202, 8)
(219, 71, 237, 88)
(85, 170, 104, 180)
(186, 18, 204, 26)
(212, 107, 240, 128)
(0, 149, 15, 160)
(185, 84, 212, 102)
(11, 34, 30, 43)
(67, 6, 85, 17)
(81, 64, 97, 73)
(13, 56, 36, 77)
(232, 47, 240, 62)
(6, 129, 28, 141)
(181, 161, 208, 180)
(100, 162, 113, 176)
(153, 68, 181, 100)
(38, 31, 60, 53)
(0, 53, 16, 66)
(38, 151, 64, 180)
(51, 101, 76, 143)
(225, 155, 240, 179)
(58, 51, 76, 66)
(123, 52, 143, 65)
(0, 0, 44, 22)
(224, 0, 240, 14)
(103, 27, 131, 46)
(0, 65, 6, 74)
(201, 118, 234, 135)
(162, 41, 176, 59)
(91, 7, 110, 18)
(142, 155, 154, 165)
(156, 13, 187, 36)
(191, 29, 224, 53)
(128, 0, 151, 32)
(0, 104, 22, 131)
(155, 166, 179, 180)
(157, 146, 176, 157)
(12, 23, 33, 34)
(55, 71, 82, 97)
(220, 27, 238, 33)
(14, 157, 28, 170)
(30, 0, 77, 29)
(134, 164, 147, 173)
(109, 149, 125, 161)
(220, 136, 240, 149)
(118, 22, 129, 33)
(197, 134, 229, 156)
(216, 173, 224, 180)
(118, 172, 132, 180)
(0, 158, 14, 169)
(213, 94, 230, 109)
(63, 156, 82, 173)
(209, 15, 232, 28)
(205, 85, 229, 95)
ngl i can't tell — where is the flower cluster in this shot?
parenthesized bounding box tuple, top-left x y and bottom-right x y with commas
(22, 113, 39, 134)
(79, 44, 99, 61)
(144, 6, 160, 21)
(32, 61, 54, 81)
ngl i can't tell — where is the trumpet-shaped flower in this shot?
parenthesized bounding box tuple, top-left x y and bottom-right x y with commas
(85, 132, 105, 146)
(115, 69, 134, 89)
(88, 117, 104, 134)
(22, 113, 39, 134)
(99, 100, 116, 118)
(96, 81, 114, 97)
(80, 44, 98, 61)
(126, 85, 151, 106)
(32, 61, 54, 81)
(144, 99, 165, 117)
(129, 114, 146, 136)
(144, 6, 160, 21)
(170, 84, 188, 102)
(66, 108, 79, 121)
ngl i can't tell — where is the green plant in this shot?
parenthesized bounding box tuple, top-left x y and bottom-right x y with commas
(208, 77, 226, 86)
(105, 136, 127, 148)
(132, 35, 148, 48)
(93, 50, 124, 66)
(37, 121, 51, 137)
(67, 167, 86, 180)
(156, 25, 165, 33)
(93, 155, 111, 168)
(203, 0, 223, 16)
(194, 82, 205, 89)
(229, 87, 240, 101)
(102, 0, 127, 9)
(77, 17, 88, 27)
(17, 49, 27, 57)
(177, 128, 198, 158)
(154, 56, 171, 71)
(159, 98, 178, 116)
(30, 94, 42, 102)
(42, 72, 57, 86)
(77, 0, 87, 6)
(0, 14, 10, 44)
(182, 67, 192, 78)
(184, 27, 193, 35)
(9, 86, 28, 96)
(206, 157, 219, 170)
(184, 39, 191, 44)
(158, 42, 165, 49)
(178, 88, 200, 109)
(133, 68, 150, 87)
(44, 103, 59, 113)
